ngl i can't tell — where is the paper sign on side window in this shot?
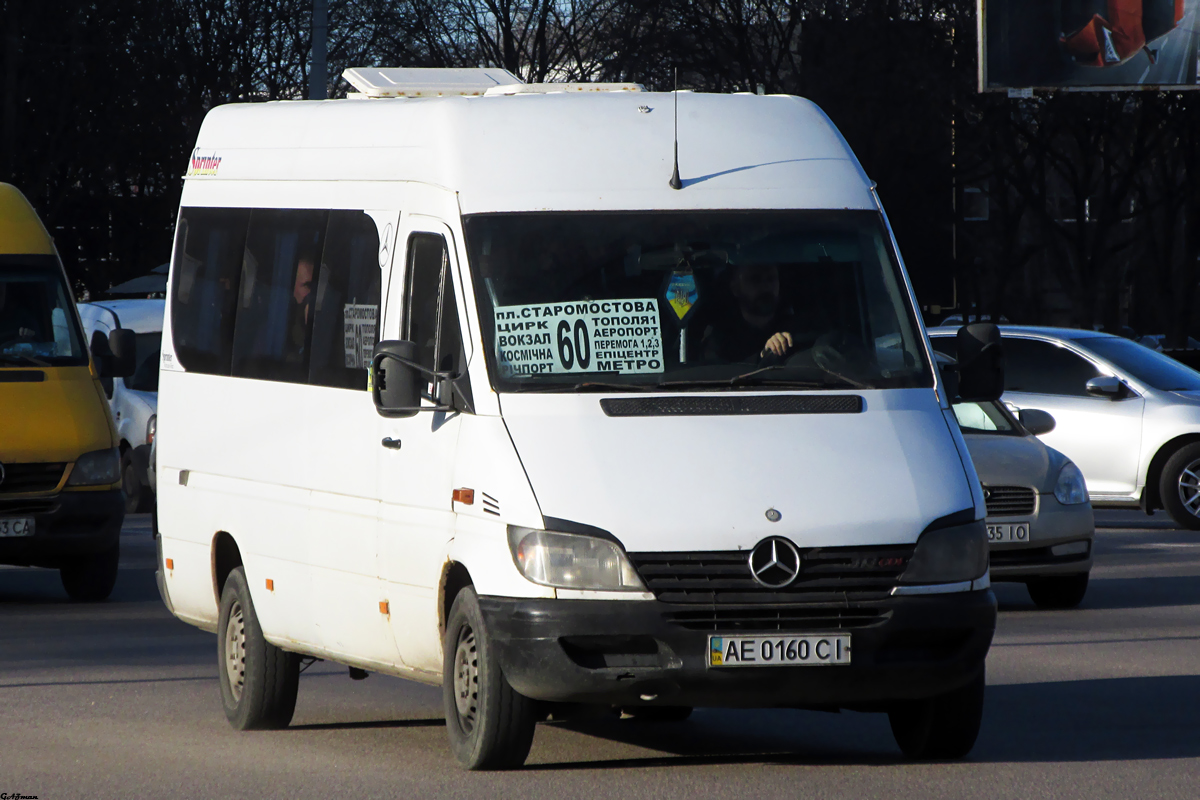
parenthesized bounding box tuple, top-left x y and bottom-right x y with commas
(494, 299, 664, 376)
(344, 304, 378, 369)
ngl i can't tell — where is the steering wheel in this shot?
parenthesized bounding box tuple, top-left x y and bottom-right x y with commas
(811, 333, 872, 385)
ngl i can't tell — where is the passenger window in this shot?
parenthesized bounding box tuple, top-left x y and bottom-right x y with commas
(171, 208, 251, 374)
(1004, 338, 1101, 396)
(231, 209, 329, 383)
(308, 211, 382, 390)
(403, 234, 461, 377)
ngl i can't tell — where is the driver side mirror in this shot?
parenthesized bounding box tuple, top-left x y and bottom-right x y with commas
(90, 329, 136, 380)
(1018, 408, 1056, 436)
(956, 323, 1004, 402)
(371, 340, 421, 419)
(1085, 375, 1126, 399)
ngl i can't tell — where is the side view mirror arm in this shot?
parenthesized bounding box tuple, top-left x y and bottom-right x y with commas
(370, 351, 458, 414)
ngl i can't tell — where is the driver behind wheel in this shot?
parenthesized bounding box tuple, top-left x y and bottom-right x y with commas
(701, 262, 798, 363)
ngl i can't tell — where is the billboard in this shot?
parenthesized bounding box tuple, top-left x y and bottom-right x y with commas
(980, 0, 1200, 90)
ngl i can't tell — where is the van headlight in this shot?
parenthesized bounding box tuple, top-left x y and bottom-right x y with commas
(1054, 462, 1088, 505)
(899, 519, 989, 584)
(67, 448, 121, 487)
(507, 526, 647, 592)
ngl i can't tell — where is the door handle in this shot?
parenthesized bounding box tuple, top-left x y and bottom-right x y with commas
(381, 437, 402, 450)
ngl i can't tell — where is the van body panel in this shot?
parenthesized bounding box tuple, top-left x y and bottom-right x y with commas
(500, 389, 974, 552)
(0, 184, 56, 255)
(0, 366, 115, 465)
(188, 94, 874, 214)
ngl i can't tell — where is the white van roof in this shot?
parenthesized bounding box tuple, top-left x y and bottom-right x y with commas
(187, 90, 875, 215)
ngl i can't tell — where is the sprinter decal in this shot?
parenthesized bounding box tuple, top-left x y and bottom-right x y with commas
(493, 299, 664, 376)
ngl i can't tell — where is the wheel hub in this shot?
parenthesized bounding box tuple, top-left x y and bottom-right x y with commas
(1177, 458, 1200, 517)
(452, 626, 479, 730)
(224, 600, 246, 702)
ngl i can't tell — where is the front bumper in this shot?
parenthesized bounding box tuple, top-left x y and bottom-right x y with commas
(0, 490, 124, 568)
(988, 494, 1094, 580)
(480, 590, 996, 709)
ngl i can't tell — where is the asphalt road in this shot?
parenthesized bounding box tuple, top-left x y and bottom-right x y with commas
(1, 510, 1198, 799)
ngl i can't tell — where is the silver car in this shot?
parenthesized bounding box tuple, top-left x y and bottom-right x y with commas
(930, 326, 1200, 529)
(952, 399, 1094, 608)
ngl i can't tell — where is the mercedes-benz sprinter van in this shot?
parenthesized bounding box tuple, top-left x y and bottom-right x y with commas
(155, 68, 1002, 769)
(0, 183, 135, 601)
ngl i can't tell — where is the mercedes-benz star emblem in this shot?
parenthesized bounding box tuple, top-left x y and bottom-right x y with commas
(748, 537, 802, 588)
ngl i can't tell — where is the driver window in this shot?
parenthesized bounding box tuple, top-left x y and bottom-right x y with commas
(403, 233, 462, 378)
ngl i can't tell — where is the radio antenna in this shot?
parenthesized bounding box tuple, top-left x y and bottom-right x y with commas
(669, 68, 682, 190)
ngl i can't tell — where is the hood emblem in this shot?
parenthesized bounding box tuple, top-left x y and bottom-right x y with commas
(749, 537, 802, 588)
(765, 508, 782, 522)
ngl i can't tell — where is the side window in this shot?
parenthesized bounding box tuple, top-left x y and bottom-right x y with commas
(1004, 338, 1101, 396)
(403, 233, 461, 376)
(170, 208, 250, 374)
(231, 209, 329, 383)
(308, 211, 382, 390)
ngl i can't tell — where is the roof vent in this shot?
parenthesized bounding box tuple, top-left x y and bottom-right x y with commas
(483, 82, 644, 96)
(342, 67, 523, 98)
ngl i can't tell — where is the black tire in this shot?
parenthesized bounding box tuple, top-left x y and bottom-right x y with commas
(121, 449, 150, 514)
(1026, 572, 1089, 609)
(888, 668, 985, 760)
(443, 586, 537, 770)
(622, 706, 693, 722)
(1160, 442, 1200, 530)
(217, 566, 300, 730)
(60, 544, 120, 602)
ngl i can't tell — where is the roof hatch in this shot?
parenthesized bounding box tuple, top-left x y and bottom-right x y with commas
(342, 67, 643, 99)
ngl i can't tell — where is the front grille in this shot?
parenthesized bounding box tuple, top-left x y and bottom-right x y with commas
(984, 485, 1037, 517)
(0, 498, 56, 515)
(628, 545, 913, 605)
(0, 463, 66, 494)
(667, 605, 888, 632)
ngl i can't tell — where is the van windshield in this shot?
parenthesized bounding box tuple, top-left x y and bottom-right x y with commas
(0, 257, 88, 367)
(463, 210, 931, 392)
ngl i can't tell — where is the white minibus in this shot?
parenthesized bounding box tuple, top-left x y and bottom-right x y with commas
(156, 68, 1004, 769)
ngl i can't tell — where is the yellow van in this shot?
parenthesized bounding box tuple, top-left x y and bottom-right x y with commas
(0, 183, 134, 601)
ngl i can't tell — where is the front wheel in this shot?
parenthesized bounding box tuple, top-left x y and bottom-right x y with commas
(121, 450, 151, 513)
(60, 544, 119, 602)
(1027, 572, 1089, 609)
(443, 587, 537, 770)
(217, 567, 300, 730)
(888, 668, 985, 760)
(1161, 443, 1200, 530)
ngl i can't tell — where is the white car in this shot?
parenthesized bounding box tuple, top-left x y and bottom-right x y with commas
(929, 326, 1200, 529)
(78, 299, 163, 512)
(952, 399, 1094, 608)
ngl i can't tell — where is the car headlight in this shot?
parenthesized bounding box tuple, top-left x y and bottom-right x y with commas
(507, 526, 647, 592)
(899, 519, 989, 584)
(1054, 462, 1088, 505)
(67, 448, 121, 487)
(147, 414, 156, 446)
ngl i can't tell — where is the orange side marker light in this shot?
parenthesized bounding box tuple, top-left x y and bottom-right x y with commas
(379, 600, 390, 615)
(452, 488, 475, 505)
(165, 558, 174, 570)
(265, 579, 275, 591)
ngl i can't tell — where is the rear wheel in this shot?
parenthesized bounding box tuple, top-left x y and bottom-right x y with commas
(217, 566, 299, 730)
(888, 668, 985, 760)
(443, 587, 537, 770)
(60, 544, 120, 602)
(1160, 443, 1200, 530)
(1026, 572, 1089, 609)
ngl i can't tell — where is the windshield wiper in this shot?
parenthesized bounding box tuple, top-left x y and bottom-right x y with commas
(0, 353, 50, 367)
(657, 365, 859, 390)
